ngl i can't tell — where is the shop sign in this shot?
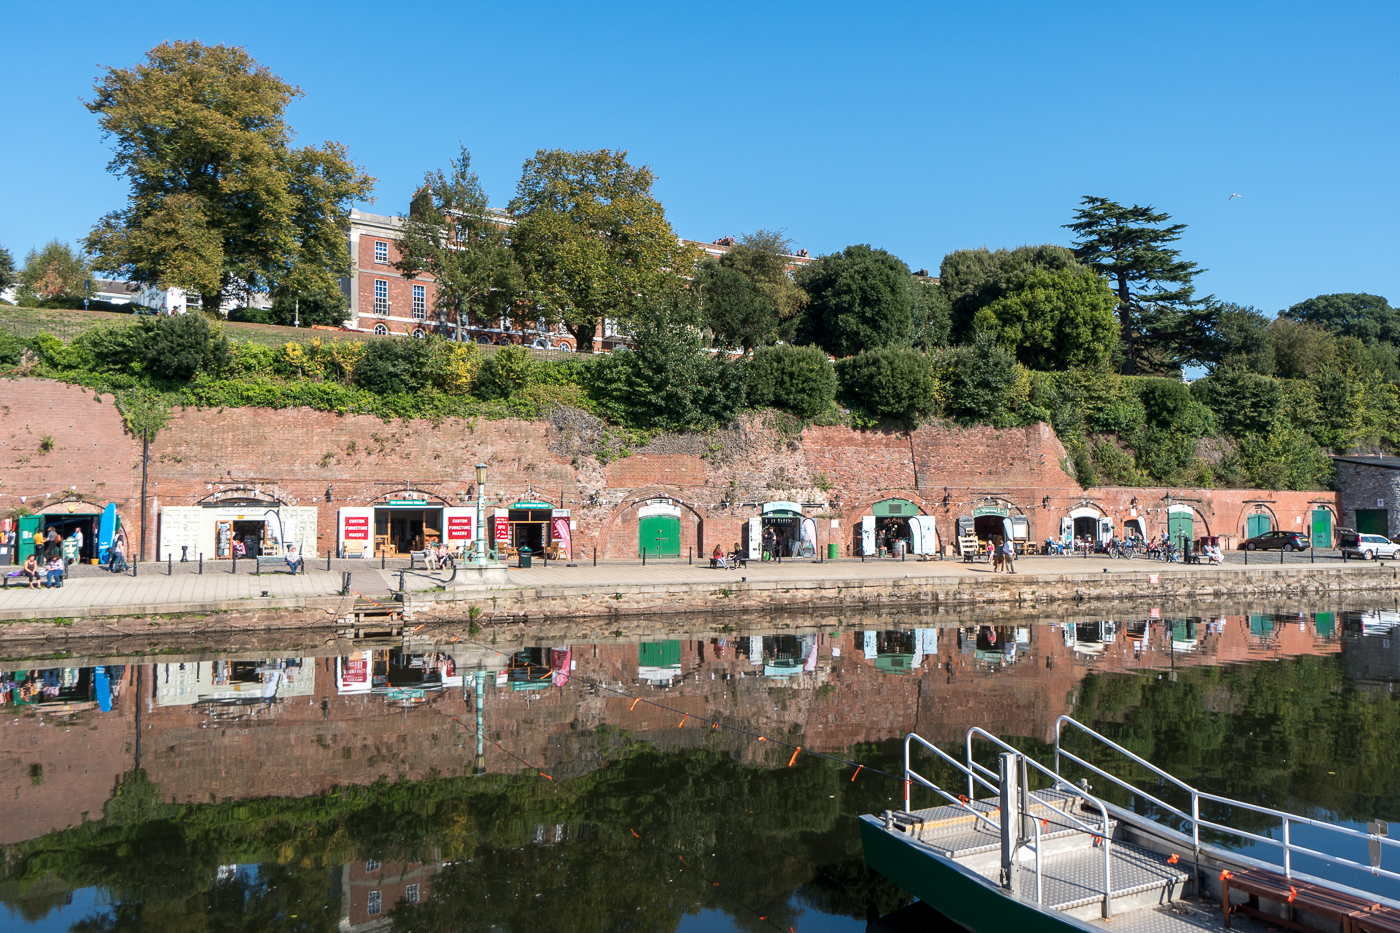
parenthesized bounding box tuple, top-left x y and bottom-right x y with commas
(511, 500, 553, 509)
(385, 498, 428, 506)
(343, 515, 370, 541)
(761, 501, 803, 515)
(446, 515, 473, 540)
(973, 505, 1009, 518)
(493, 515, 509, 541)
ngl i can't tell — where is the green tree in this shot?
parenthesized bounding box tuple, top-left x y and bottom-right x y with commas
(694, 261, 778, 353)
(935, 332, 1034, 426)
(1196, 302, 1274, 374)
(1064, 196, 1205, 375)
(972, 267, 1119, 369)
(19, 240, 90, 302)
(1238, 423, 1334, 490)
(0, 241, 17, 294)
(796, 245, 915, 356)
(84, 41, 375, 313)
(909, 278, 952, 349)
(1190, 368, 1282, 438)
(588, 288, 745, 430)
(1270, 317, 1335, 379)
(938, 244, 1081, 342)
(508, 149, 698, 353)
(1282, 293, 1400, 346)
(137, 313, 230, 380)
(720, 230, 808, 321)
(836, 347, 935, 422)
(395, 147, 521, 338)
(747, 344, 836, 419)
(353, 338, 431, 395)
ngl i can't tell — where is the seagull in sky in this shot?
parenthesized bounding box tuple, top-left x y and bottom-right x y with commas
(1228, 193, 1243, 200)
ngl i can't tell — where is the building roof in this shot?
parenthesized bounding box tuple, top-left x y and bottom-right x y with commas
(1331, 455, 1400, 471)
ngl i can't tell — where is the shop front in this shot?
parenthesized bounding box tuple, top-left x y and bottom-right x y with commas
(744, 501, 817, 560)
(19, 502, 115, 564)
(856, 497, 939, 556)
(955, 504, 1023, 551)
(160, 501, 318, 561)
(500, 499, 557, 554)
(338, 499, 473, 558)
(1059, 506, 1113, 548)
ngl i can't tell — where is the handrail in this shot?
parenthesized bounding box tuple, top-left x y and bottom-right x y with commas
(902, 734, 1002, 836)
(966, 726, 1114, 917)
(1055, 714, 1400, 886)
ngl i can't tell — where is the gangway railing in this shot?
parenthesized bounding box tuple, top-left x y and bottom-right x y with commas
(1055, 714, 1400, 890)
(903, 730, 1115, 914)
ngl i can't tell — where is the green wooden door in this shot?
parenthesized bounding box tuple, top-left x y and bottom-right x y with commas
(1356, 509, 1389, 537)
(1167, 512, 1193, 547)
(17, 515, 41, 563)
(1246, 514, 1272, 539)
(638, 514, 680, 558)
(1311, 509, 1333, 549)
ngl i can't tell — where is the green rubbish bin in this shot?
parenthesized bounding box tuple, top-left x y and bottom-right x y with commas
(827, 543, 839, 560)
(518, 547, 532, 569)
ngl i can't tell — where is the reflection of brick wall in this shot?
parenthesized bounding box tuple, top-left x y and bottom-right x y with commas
(346, 860, 435, 928)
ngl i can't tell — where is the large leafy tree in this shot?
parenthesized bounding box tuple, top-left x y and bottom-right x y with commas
(971, 267, 1119, 370)
(938, 244, 1080, 342)
(1282, 293, 1400, 346)
(1194, 302, 1274, 374)
(508, 149, 698, 353)
(83, 41, 375, 314)
(1064, 196, 1204, 375)
(19, 240, 90, 301)
(395, 147, 521, 339)
(696, 229, 808, 353)
(796, 244, 914, 356)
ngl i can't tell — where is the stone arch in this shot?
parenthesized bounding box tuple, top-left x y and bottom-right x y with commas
(197, 483, 289, 506)
(358, 486, 462, 508)
(32, 492, 109, 515)
(841, 489, 936, 555)
(599, 488, 709, 560)
(1231, 500, 1277, 542)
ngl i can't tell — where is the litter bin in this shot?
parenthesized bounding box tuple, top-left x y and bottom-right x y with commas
(827, 543, 839, 560)
(518, 547, 532, 569)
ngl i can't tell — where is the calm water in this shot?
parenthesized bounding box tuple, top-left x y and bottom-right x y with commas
(3, 603, 1399, 932)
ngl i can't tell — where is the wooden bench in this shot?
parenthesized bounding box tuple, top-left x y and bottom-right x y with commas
(1222, 867, 1380, 932)
(958, 535, 985, 563)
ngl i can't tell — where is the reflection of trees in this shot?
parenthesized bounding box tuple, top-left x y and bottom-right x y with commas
(1064, 655, 1400, 837)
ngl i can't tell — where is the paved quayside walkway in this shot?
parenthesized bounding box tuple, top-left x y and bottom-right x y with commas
(0, 548, 1383, 621)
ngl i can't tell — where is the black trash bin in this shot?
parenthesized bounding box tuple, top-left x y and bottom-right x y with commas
(518, 547, 532, 569)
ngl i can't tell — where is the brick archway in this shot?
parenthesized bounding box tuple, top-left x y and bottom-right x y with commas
(599, 488, 708, 560)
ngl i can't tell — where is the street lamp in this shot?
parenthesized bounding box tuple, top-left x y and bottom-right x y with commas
(475, 463, 488, 565)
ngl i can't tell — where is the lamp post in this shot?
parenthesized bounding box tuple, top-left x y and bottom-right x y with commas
(475, 462, 488, 565)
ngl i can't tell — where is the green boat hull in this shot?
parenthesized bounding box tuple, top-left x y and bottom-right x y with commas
(859, 816, 1098, 933)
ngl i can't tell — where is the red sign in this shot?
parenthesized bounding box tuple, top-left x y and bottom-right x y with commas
(494, 516, 509, 542)
(446, 515, 473, 541)
(343, 658, 368, 684)
(343, 516, 370, 541)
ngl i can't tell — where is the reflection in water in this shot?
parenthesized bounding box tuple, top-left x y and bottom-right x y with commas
(0, 605, 1398, 931)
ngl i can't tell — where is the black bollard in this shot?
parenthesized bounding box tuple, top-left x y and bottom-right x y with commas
(199, 553, 203, 574)
(1280, 546, 1285, 565)
(1244, 547, 1248, 566)
(327, 549, 331, 571)
(688, 546, 692, 566)
(593, 546, 597, 567)
(232, 553, 237, 574)
(399, 570, 405, 592)
(168, 556, 172, 576)
(642, 548, 647, 567)
(381, 550, 386, 570)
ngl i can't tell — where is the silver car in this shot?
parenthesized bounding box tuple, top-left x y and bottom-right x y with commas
(1345, 533, 1400, 560)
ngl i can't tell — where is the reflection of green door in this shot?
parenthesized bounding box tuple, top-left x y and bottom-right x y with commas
(1168, 512, 1193, 546)
(638, 514, 680, 558)
(17, 515, 41, 563)
(1250, 613, 1274, 636)
(1356, 509, 1389, 537)
(1314, 612, 1336, 637)
(1311, 510, 1332, 549)
(1246, 514, 1272, 538)
(639, 640, 681, 667)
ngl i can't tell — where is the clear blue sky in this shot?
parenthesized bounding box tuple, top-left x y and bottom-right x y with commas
(2, 1, 1397, 314)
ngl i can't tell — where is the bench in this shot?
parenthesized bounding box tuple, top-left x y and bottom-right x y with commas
(958, 535, 985, 563)
(1222, 867, 1380, 933)
(255, 555, 297, 575)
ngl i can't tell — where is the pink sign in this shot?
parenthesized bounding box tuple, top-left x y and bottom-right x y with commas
(343, 516, 369, 541)
(494, 516, 509, 542)
(446, 515, 473, 541)
(551, 517, 571, 558)
(343, 658, 368, 683)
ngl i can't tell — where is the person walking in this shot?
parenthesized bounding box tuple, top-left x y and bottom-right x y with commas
(109, 534, 128, 574)
(73, 525, 84, 561)
(1002, 537, 1017, 574)
(43, 526, 60, 561)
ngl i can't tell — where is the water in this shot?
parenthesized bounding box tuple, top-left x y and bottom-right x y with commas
(1, 603, 1398, 931)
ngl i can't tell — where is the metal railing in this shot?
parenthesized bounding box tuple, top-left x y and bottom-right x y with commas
(902, 729, 1115, 915)
(1055, 715, 1400, 889)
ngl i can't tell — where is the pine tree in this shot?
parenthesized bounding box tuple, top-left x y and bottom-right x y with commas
(1064, 196, 1204, 375)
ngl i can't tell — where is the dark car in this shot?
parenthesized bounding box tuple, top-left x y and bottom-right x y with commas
(1240, 530, 1310, 551)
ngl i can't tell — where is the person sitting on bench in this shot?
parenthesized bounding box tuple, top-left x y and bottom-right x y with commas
(711, 544, 728, 569)
(284, 542, 303, 574)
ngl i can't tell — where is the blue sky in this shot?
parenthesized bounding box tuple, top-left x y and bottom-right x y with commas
(2, 1, 1396, 314)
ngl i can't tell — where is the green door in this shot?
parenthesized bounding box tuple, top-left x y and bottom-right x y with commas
(17, 515, 42, 563)
(1314, 612, 1336, 637)
(1168, 512, 1193, 547)
(1356, 509, 1389, 537)
(638, 514, 680, 558)
(1311, 509, 1332, 549)
(1246, 514, 1272, 539)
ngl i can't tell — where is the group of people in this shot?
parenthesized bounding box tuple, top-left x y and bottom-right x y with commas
(17, 525, 75, 588)
(987, 536, 1017, 573)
